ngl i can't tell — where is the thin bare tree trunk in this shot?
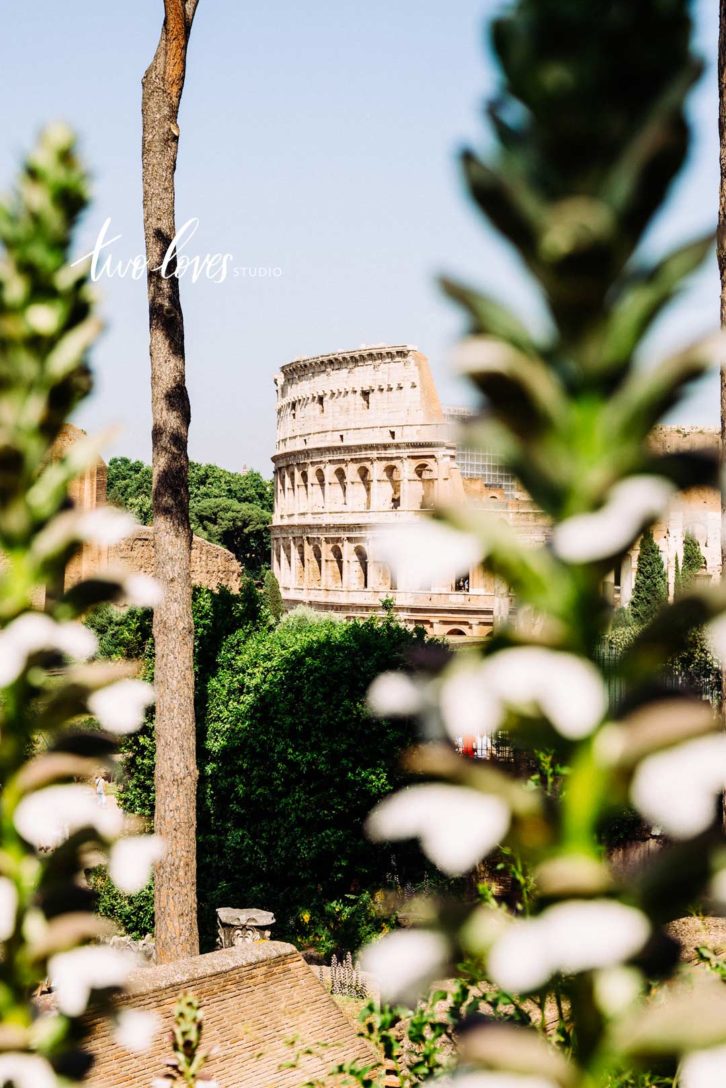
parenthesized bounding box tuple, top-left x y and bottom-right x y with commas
(142, 0, 200, 963)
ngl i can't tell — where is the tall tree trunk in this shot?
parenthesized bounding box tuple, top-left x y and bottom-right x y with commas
(142, 0, 200, 963)
(720, 1, 726, 833)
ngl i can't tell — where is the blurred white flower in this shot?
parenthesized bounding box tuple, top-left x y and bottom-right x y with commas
(480, 647, 607, 740)
(552, 476, 674, 564)
(367, 672, 423, 717)
(630, 735, 726, 839)
(121, 573, 164, 608)
(359, 929, 449, 1006)
(706, 614, 726, 664)
(88, 678, 155, 735)
(0, 1053, 57, 1088)
(442, 1075, 558, 1088)
(114, 1008, 160, 1053)
(378, 521, 481, 592)
(77, 507, 137, 546)
(593, 966, 642, 1017)
(14, 784, 123, 850)
(366, 784, 510, 876)
(50, 945, 138, 1016)
(0, 614, 98, 686)
(709, 867, 726, 905)
(110, 835, 165, 895)
(0, 877, 18, 941)
(440, 661, 502, 741)
(488, 900, 650, 993)
(681, 1044, 726, 1088)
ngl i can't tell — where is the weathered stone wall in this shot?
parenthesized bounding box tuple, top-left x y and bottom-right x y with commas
(51, 426, 241, 594)
(110, 527, 241, 594)
(84, 943, 374, 1088)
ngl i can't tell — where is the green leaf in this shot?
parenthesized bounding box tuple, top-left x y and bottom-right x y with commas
(440, 277, 540, 355)
(598, 233, 714, 377)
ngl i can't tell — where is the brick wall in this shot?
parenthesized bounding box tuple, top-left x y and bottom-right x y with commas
(84, 942, 376, 1088)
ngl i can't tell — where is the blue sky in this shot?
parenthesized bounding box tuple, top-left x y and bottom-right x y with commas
(0, 1, 720, 473)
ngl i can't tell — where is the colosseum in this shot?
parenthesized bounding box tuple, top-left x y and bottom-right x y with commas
(271, 345, 720, 639)
(271, 345, 550, 639)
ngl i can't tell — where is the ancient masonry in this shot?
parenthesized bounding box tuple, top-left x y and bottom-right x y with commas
(271, 346, 719, 638)
(55, 425, 241, 594)
(83, 942, 375, 1088)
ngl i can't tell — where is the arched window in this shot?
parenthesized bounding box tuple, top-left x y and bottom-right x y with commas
(384, 465, 400, 510)
(329, 544, 344, 588)
(334, 467, 347, 507)
(315, 468, 326, 511)
(310, 544, 323, 588)
(299, 469, 309, 512)
(352, 545, 368, 590)
(414, 463, 435, 509)
(358, 466, 371, 511)
(282, 539, 292, 588)
(295, 542, 305, 587)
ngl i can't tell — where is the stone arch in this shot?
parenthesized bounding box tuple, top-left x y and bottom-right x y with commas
(328, 543, 344, 588)
(299, 469, 309, 512)
(314, 468, 326, 511)
(334, 467, 347, 507)
(282, 538, 292, 588)
(295, 541, 305, 587)
(310, 544, 323, 589)
(414, 462, 435, 509)
(383, 465, 401, 510)
(447, 628, 467, 638)
(352, 545, 368, 590)
(357, 466, 372, 511)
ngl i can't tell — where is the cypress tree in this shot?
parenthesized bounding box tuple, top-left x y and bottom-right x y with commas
(263, 569, 284, 623)
(680, 531, 705, 588)
(629, 528, 667, 626)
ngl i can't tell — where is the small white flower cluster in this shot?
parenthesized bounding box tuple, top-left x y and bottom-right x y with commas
(370, 646, 607, 743)
(552, 476, 675, 564)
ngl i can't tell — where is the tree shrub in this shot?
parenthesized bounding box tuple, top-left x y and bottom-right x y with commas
(629, 528, 667, 626)
(199, 614, 430, 955)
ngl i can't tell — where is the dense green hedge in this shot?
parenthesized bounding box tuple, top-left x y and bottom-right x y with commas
(197, 613, 429, 954)
(92, 591, 431, 954)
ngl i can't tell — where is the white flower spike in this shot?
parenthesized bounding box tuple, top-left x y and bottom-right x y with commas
(110, 835, 165, 895)
(681, 1044, 726, 1088)
(49, 945, 138, 1016)
(0, 877, 18, 942)
(359, 929, 449, 1006)
(480, 647, 607, 740)
(378, 521, 481, 593)
(114, 1008, 160, 1053)
(121, 573, 164, 608)
(367, 671, 423, 717)
(0, 1054, 57, 1088)
(488, 900, 650, 993)
(88, 679, 155, 735)
(77, 507, 137, 546)
(14, 784, 123, 850)
(630, 734, 726, 839)
(552, 476, 674, 564)
(366, 783, 510, 876)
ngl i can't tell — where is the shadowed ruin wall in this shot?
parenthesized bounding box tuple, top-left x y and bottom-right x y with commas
(52, 426, 241, 593)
